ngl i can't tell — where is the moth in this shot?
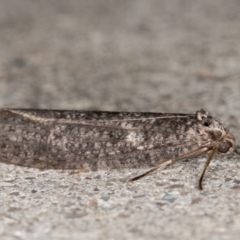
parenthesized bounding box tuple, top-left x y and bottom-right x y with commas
(0, 108, 239, 189)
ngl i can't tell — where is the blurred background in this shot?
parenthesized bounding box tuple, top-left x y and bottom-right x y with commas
(1, 0, 240, 115)
(1, 1, 240, 239)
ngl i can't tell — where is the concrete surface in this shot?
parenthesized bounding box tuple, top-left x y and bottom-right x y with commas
(0, 0, 240, 239)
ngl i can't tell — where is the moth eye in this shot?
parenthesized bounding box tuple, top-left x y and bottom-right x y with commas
(218, 141, 232, 153)
(203, 121, 210, 127)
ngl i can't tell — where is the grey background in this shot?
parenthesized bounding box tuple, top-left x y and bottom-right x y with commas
(0, 0, 240, 239)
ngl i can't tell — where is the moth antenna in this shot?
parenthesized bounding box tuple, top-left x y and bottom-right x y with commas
(199, 147, 216, 190)
(128, 159, 173, 182)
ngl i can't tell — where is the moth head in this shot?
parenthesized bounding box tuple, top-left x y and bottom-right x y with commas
(217, 133, 236, 154)
(196, 109, 236, 154)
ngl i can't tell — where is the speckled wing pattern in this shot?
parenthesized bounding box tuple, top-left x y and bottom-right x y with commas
(0, 108, 233, 172)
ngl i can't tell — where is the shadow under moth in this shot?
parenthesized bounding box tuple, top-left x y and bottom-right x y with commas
(0, 108, 239, 189)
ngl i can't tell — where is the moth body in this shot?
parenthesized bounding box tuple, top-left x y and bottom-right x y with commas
(0, 108, 237, 189)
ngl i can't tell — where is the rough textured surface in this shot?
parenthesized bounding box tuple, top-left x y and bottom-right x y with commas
(0, 0, 240, 239)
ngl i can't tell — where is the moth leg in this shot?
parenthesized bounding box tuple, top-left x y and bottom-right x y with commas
(128, 159, 173, 182)
(129, 146, 210, 186)
(234, 149, 240, 155)
(198, 147, 217, 190)
(69, 167, 90, 175)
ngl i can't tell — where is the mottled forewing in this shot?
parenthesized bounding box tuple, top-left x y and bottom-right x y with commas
(0, 109, 212, 170)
